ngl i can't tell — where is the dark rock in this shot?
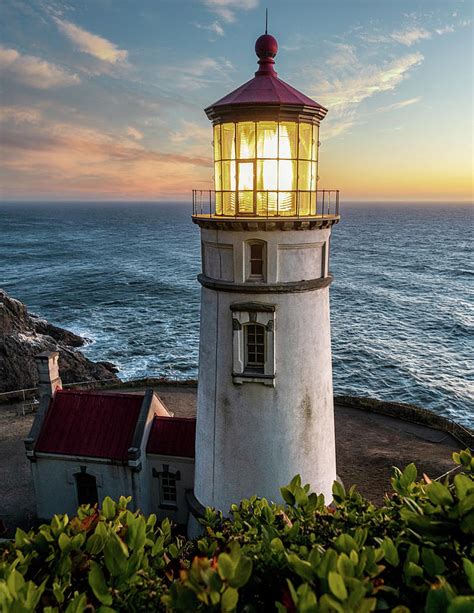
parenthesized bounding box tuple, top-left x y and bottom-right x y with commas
(0, 289, 121, 393)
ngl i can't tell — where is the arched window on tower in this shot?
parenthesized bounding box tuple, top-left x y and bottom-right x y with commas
(244, 323, 266, 374)
(246, 240, 266, 281)
(75, 472, 98, 506)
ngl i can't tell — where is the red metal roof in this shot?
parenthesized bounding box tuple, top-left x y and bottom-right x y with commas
(206, 33, 326, 113)
(147, 416, 196, 458)
(35, 390, 144, 461)
(209, 75, 323, 109)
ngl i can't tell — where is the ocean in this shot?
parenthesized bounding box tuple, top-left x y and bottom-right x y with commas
(1, 202, 472, 427)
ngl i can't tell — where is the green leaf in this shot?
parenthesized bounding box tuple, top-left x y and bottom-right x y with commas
(454, 474, 474, 499)
(295, 487, 309, 507)
(334, 533, 358, 555)
(280, 487, 295, 505)
(270, 537, 284, 553)
(459, 493, 474, 516)
(332, 481, 346, 502)
(421, 548, 446, 577)
(337, 553, 355, 578)
(427, 482, 454, 506)
(65, 592, 88, 613)
(221, 587, 238, 612)
(287, 554, 314, 582)
(229, 556, 252, 588)
(447, 596, 474, 613)
(328, 571, 348, 601)
(86, 533, 106, 555)
(126, 515, 146, 551)
(102, 497, 116, 520)
(381, 537, 399, 567)
(319, 593, 345, 612)
(400, 463, 417, 487)
(89, 561, 113, 606)
(103, 533, 129, 577)
(58, 533, 71, 551)
(463, 558, 474, 591)
(218, 553, 234, 581)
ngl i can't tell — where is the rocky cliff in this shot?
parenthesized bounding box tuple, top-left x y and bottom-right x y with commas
(0, 290, 120, 393)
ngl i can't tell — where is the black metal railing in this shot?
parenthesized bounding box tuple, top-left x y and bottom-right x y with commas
(192, 189, 340, 219)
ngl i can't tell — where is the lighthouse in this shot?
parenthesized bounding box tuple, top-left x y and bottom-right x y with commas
(189, 31, 340, 524)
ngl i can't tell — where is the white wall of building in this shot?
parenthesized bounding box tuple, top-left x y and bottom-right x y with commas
(31, 456, 145, 519)
(147, 455, 195, 525)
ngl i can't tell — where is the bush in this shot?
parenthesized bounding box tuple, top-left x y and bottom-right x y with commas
(1, 450, 473, 612)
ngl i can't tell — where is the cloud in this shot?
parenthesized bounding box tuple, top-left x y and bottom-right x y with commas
(170, 120, 210, 144)
(166, 56, 235, 90)
(203, 0, 258, 24)
(126, 126, 144, 140)
(0, 46, 80, 89)
(376, 97, 421, 112)
(0, 105, 42, 124)
(435, 25, 455, 35)
(194, 21, 225, 37)
(361, 27, 431, 47)
(390, 27, 431, 46)
(0, 115, 213, 199)
(54, 17, 128, 64)
(326, 44, 358, 68)
(312, 49, 424, 138)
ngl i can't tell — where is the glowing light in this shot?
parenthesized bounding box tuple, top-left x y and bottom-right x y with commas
(213, 120, 318, 216)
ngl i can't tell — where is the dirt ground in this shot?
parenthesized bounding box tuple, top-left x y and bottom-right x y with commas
(0, 385, 461, 536)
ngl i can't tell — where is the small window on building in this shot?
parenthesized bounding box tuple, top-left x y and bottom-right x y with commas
(244, 323, 265, 374)
(160, 472, 177, 506)
(75, 473, 98, 507)
(247, 240, 266, 281)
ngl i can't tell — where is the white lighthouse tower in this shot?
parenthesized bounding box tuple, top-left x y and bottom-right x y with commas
(189, 31, 340, 524)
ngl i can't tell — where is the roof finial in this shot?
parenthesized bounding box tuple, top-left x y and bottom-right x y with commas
(265, 8, 268, 34)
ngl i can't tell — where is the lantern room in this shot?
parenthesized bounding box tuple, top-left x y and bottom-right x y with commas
(193, 32, 339, 220)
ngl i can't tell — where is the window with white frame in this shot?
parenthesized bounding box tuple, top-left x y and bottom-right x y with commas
(160, 472, 177, 504)
(153, 465, 180, 507)
(231, 302, 275, 385)
(246, 240, 266, 281)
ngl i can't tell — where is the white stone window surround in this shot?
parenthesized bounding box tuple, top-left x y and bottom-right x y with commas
(231, 302, 275, 386)
(153, 465, 181, 509)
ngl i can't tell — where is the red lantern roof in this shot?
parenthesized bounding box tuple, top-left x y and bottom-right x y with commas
(205, 33, 327, 121)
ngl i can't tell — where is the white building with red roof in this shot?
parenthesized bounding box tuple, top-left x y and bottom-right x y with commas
(25, 353, 196, 525)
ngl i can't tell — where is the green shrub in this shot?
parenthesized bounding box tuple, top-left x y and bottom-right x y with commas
(1, 450, 473, 612)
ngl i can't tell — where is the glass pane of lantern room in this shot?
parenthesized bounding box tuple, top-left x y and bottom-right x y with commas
(279, 122, 297, 159)
(214, 162, 222, 191)
(238, 192, 254, 214)
(257, 160, 277, 191)
(311, 162, 318, 191)
(237, 122, 255, 159)
(223, 192, 236, 216)
(278, 192, 296, 215)
(298, 161, 311, 191)
(278, 160, 296, 191)
(238, 162, 254, 191)
(298, 123, 312, 160)
(312, 125, 319, 161)
(213, 125, 221, 161)
(257, 122, 278, 158)
(221, 123, 235, 159)
(222, 160, 236, 190)
(215, 191, 223, 215)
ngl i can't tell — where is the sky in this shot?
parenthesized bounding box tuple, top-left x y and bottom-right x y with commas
(1, 0, 472, 202)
